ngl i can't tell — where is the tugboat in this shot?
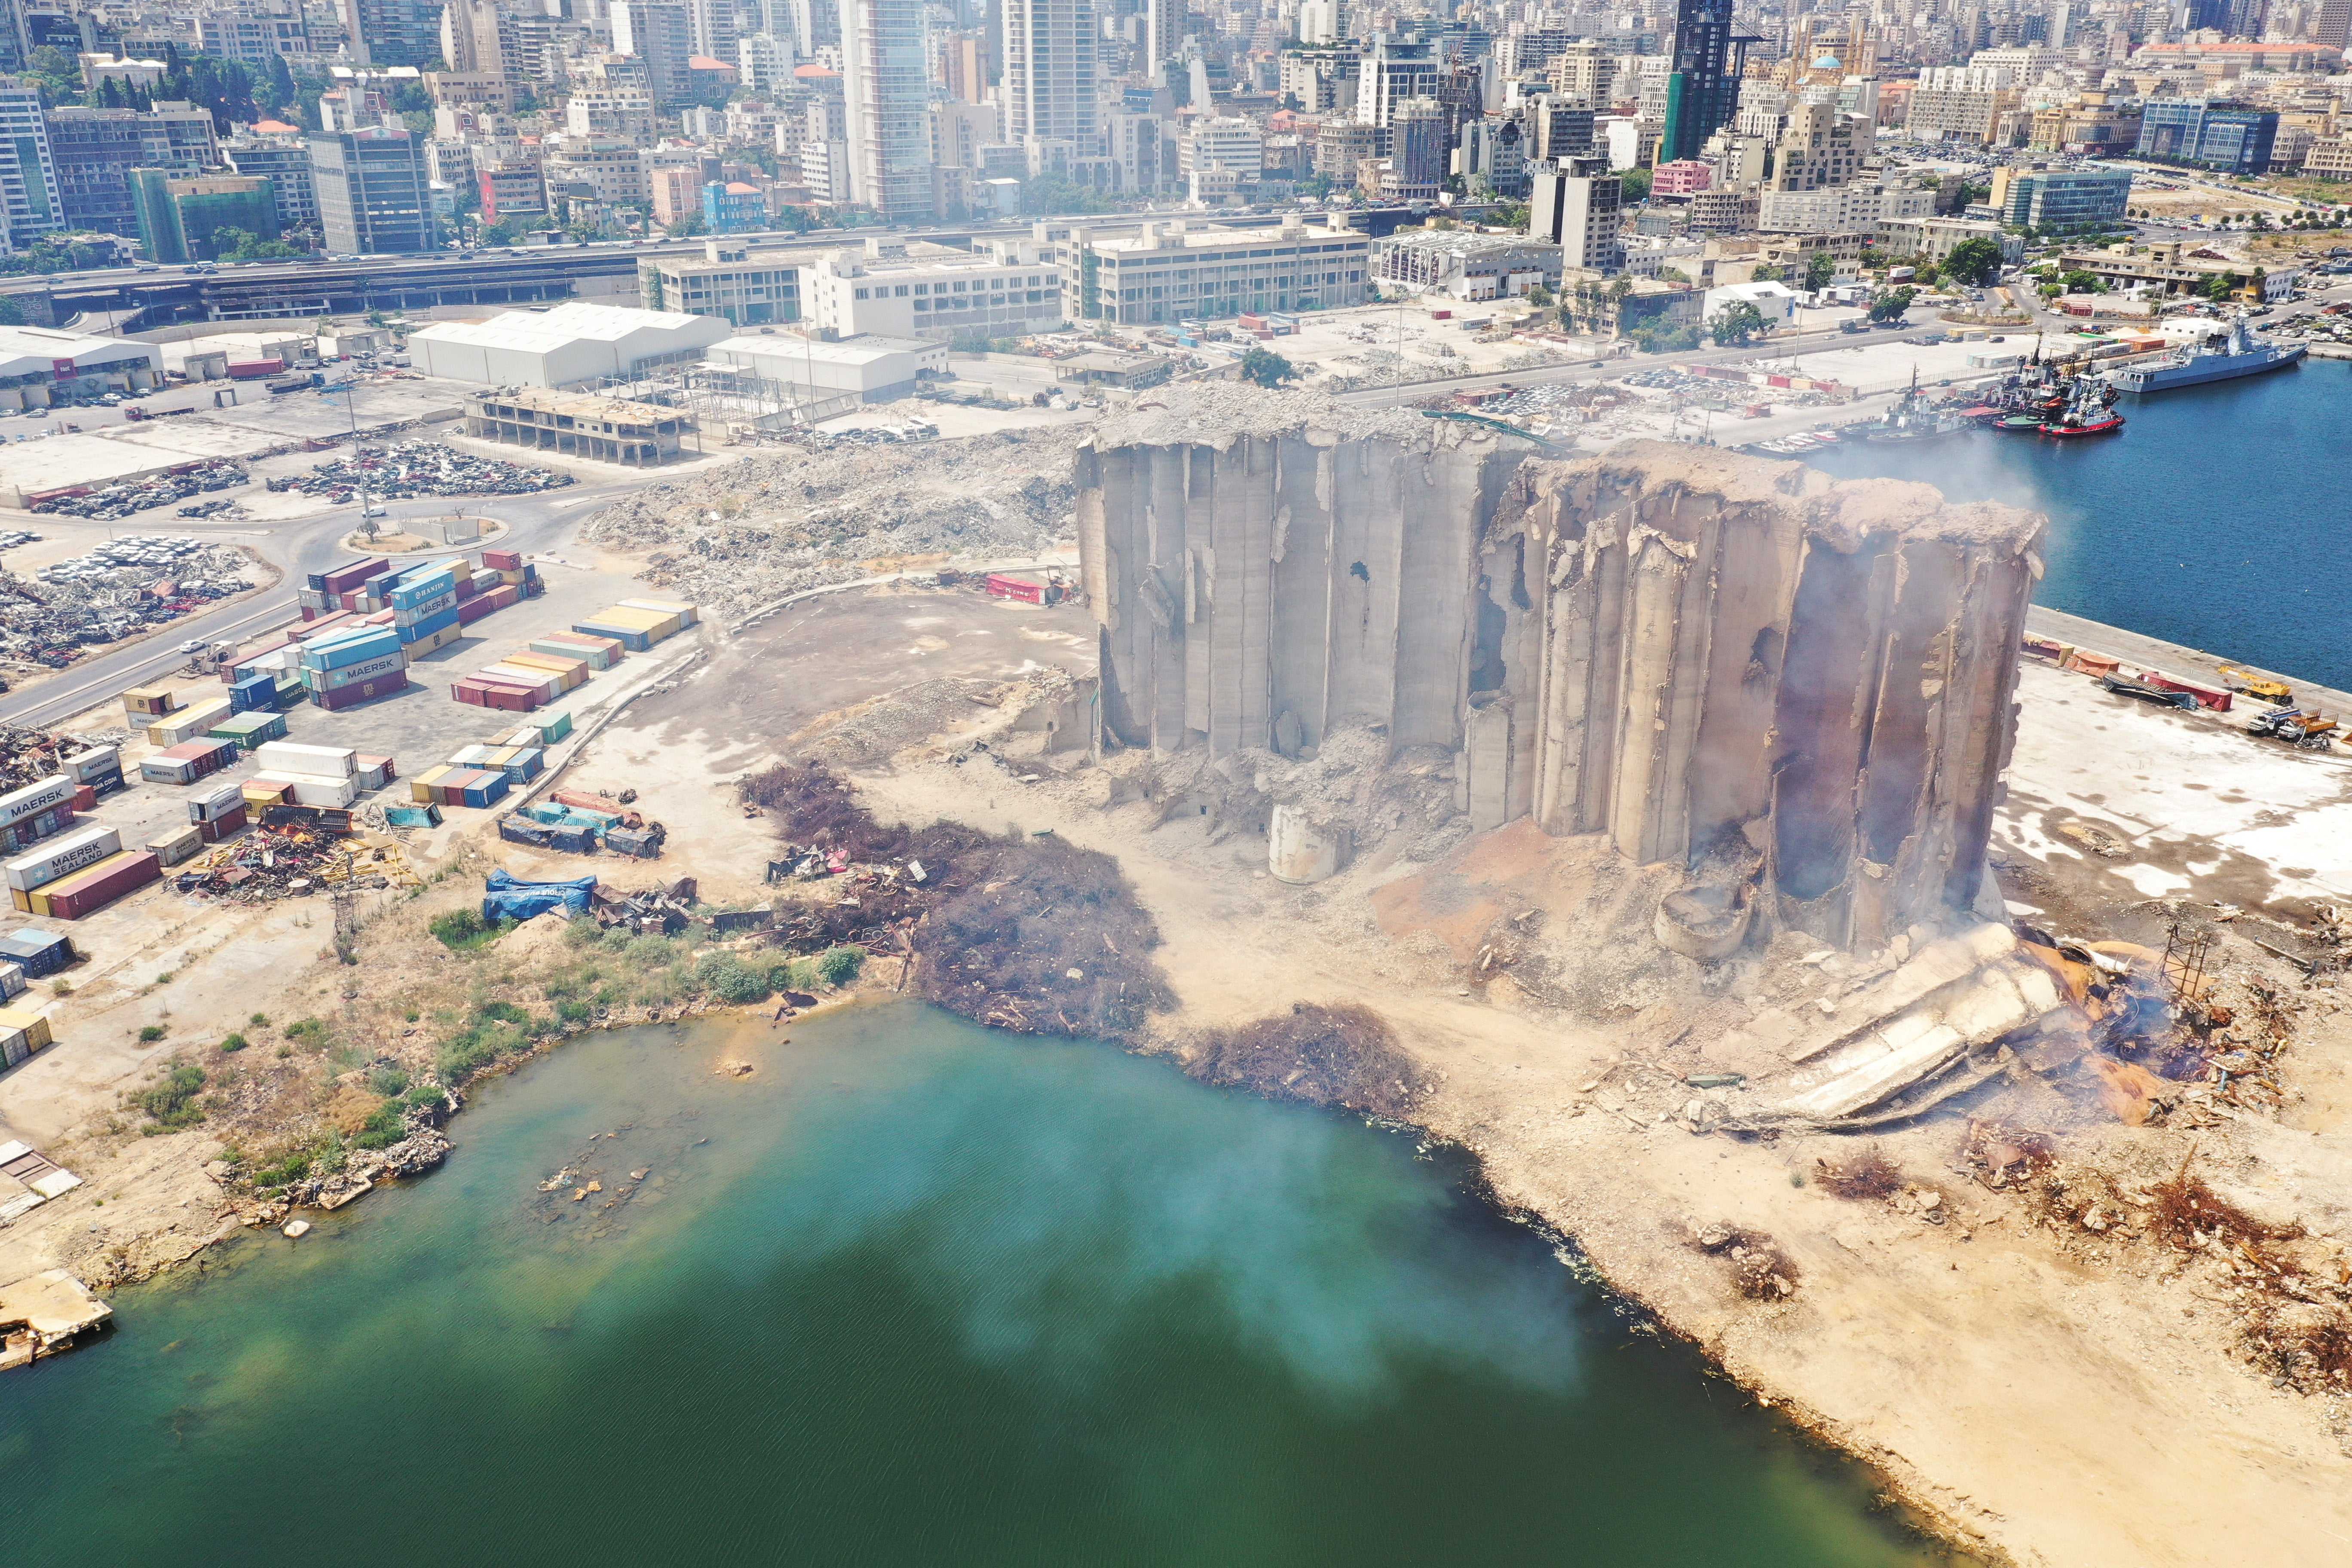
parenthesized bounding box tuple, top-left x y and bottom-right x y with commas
(1865, 369, 1973, 443)
(2040, 378, 2125, 438)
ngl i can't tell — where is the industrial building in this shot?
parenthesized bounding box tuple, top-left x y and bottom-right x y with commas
(461, 388, 693, 466)
(1371, 230, 1563, 300)
(0, 324, 160, 409)
(410, 302, 733, 388)
(706, 331, 946, 403)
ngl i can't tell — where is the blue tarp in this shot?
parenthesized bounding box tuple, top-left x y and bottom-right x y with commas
(482, 867, 597, 923)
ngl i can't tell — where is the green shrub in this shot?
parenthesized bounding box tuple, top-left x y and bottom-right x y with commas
(429, 907, 487, 947)
(249, 1012, 269, 1027)
(817, 945, 865, 986)
(138, 1024, 166, 1043)
(403, 1083, 447, 1114)
(352, 1101, 408, 1150)
(474, 999, 528, 1026)
(219, 1032, 248, 1053)
(625, 934, 676, 967)
(565, 918, 603, 948)
(253, 1150, 311, 1188)
(696, 951, 770, 1005)
(285, 1017, 330, 1050)
(601, 926, 634, 952)
(435, 1023, 527, 1084)
(367, 1065, 410, 1097)
(136, 1063, 207, 1130)
(556, 998, 593, 1024)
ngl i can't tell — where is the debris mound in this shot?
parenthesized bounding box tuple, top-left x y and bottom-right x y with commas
(582, 425, 1086, 618)
(1689, 1222, 1801, 1300)
(738, 762, 1173, 1041)
(1816, 1147, 1905, 1200)
(1185, 1002, 1433, 1118)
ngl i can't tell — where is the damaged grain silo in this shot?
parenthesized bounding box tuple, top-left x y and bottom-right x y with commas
(1076, 388, 2046, 958)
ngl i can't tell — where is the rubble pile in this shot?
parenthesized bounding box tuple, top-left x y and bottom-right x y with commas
(583, 424, 1086, 617)
(266, 438, 573, 502)
(0, 538, 257, 668)
(172, 826, 411, 902)
(0, 728, 96, 790)
(31, 463, 247, 519)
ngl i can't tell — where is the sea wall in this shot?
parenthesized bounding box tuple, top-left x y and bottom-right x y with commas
(1079, 391, 2046, 951)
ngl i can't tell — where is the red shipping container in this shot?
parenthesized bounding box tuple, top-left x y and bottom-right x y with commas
(45, 850, 162, 919)
(196, 804, 248, 842)
(455, 594, 498, 625)
(72, 784, 94, 812)
(312, 672, 407, 711)
(321, 557, 392, 594)
(292, 612, 355, 641)
(985, 573, 1045, 604)
(484, 583, 519, 609)
(451, 679, 490, 705)
(481, 548, 522, 571)
(453, 574, 480, 602)
(479, 682, 539, 712)
(300, 605, 320, 622)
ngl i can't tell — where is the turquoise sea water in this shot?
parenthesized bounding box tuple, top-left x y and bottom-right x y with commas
(0, 1001, 1966, 1566)
(1805, 358, 2351, 689)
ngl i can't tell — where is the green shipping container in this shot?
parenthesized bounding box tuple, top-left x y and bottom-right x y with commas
(208, 711, 289, 752)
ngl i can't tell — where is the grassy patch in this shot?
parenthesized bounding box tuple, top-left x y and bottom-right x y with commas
(135, 1063, 208, 1132)
(219, 1032, 248, 1053)
(137, 1024, 166, 1043)
(429, 908, 511, 952)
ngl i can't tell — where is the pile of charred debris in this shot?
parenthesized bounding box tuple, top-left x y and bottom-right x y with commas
(174, 818, 414, 902)
(738, 763, 1171, 1039)
(0, 728, 104, 791)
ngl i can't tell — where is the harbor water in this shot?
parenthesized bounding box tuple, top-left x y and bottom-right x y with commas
(0, 1001, 1966, 1567)
(1804, 356, 2352, 689)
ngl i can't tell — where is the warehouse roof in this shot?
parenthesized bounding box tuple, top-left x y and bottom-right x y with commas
(411, 301, 721, 354)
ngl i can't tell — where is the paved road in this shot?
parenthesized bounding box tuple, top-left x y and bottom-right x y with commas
(0, 480, 640, 729)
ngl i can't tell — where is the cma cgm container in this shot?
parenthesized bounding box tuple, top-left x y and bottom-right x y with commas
(38, 849, 162, 919)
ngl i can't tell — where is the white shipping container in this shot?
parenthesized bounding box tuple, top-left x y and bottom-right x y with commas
(250, 770, 359, 808)
(64, 746, 119, 783)
(0, 961, 23, 1000)
(356, 760, 394, 791)
(254, 741, 358, 778)
(1, 823, 119, 891)
(145, 827, 203, 867)
(190, 781, 245, 822)
(0, 774, 74, 829)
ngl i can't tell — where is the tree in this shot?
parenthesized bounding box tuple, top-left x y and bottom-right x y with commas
(1867, 285, 1915, 322)
(266, 52, 298, 116)
(2197, 270, 2239, 302)
(211, 226, 301, 261)
(1239, 346, 1296, 387)
(0, 296, 23, 327)
(2058, 269, 2103, 295)
(1706, 298, 1768, 346)
(1619, 167, 1652, 202)
(664, 214, 708, 238)
(1751, 263, 1785, 282)
(1804, 250, 1835, 291)
(1942, 236, 2004, 286)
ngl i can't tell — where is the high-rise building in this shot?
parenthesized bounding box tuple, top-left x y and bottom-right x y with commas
(2315, 0, 2352, 47)
(1355, 34, 1439, 127)
(0, 75, 59, 248)
(842, 0, 935, 223)
(224, 135, 320, 239)
(129, 170, 279, 263)
(612, 1, 695, 108)
(1144, 0, 1181, 70)
(338, 0, 444, 69)
(44, 103, 216, 234)
(1529, 155, 1623, 274)
(2135, 98, 2278, 174)
(1660, 0, 1738, 164)
(686, 0, 740, 66)
(438, 0, 511, 80)
(1002, 0, 1095, 146)
(309, 126, 437, 253)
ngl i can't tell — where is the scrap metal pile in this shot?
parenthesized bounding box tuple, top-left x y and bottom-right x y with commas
(173, 823, 417, 903)
(32, 463, 248, 519)
(590, 876, 697, 934)
(0, 728, 94, 790)
(0, 539, 255, 668)
(267, 439, 573, 502)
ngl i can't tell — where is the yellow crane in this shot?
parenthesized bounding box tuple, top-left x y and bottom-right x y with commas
(2217, 665, 2292, 706)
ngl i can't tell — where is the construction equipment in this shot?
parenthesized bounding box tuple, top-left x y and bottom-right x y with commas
(2245, 706, 2340, 750)
(2217, 665, 2292, 705)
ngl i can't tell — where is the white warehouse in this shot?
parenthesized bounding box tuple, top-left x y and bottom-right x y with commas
(409, 302, 732, 388)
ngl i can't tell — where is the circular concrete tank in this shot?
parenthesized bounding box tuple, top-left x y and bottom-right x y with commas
(1268, 804, 1348, 885)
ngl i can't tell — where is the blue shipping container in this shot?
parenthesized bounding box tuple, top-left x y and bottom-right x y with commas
(301, 630, 404, 672)
(389, 567, 458, 611)
(572, 620, 652, 651)
(392, 589, 457, 626)
(228, 674, 276, 714)
(395, 606, 460, 644)
(457, 771, 511, 809)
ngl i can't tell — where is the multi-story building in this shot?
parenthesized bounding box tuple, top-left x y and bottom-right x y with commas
(338, 0, 442, 70)
(1355, 35, 1440, 128)
(639, 237, 811, 325)
(1372, 229, 1562, 300)
(309, 125, 435, 254)
(1988, 165, 2131, 233)
(478, 162, 545, 223)
(1375, 96, 1445, 201)
(129, 170, 277, 263)
(543, 140, 650, 206)
(1904, 64, 2018, 145)
(1315, 119, 1377, 186)
(1687, 187, 1757, 233)
(842, 0, 934, 223)
(702, 179, 766, 231)
(2305, 136, 2352, 181)
(1766, 100, 1866, 190)
(1758, 181, 1930, 235)
(1529, 155, 1623, 275)
(0, 75, 60, 249)
(1001, 0, 1095, 149)
(1547, 39, 1608, 103)
(1652, 158, 1712, 194)
(567, 89, 657, 140)
(2135, 99, 2278, 175)
(224, 135, 320, 238)
(1179, 116, 1262, 182)
(438, 0, 510, 79)
(44, 103, 216, 234)
(806, 236, 1063, 340)
(1660, 0, 1737, 162)
(196, 6, 316, 66)
(1874, 216, 2020, 266)
(1057, 215, 1369, 326)
(612, 1, 695, 108)
(2026, 90, 2142, 156)
(686, 0, 739, 65)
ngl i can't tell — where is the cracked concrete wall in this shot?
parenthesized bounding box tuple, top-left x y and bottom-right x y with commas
(1080, 394, 2043, 952)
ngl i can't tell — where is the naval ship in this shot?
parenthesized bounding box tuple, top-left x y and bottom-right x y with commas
(2107, 310, 2306, 393)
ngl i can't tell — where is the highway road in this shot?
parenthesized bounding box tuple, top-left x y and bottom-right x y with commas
(0, 480, 641, 730)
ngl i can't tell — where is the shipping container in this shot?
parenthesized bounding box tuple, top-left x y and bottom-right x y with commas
(397, 616, 462, 653)
(392, 589, 458, 626)
(302, 649, 407, 691)
(0, 772, 77, 827)
(301, 628, 403, 671)
(481, 548, 523, 571)
(41, 850, 162, 920)
(140, 739, 236, 785)
(3, 824, 122, 891)
(531, 632, 622, 671)
(0, 928, 73, 978)
(355, 754, 395, 791)
(475, 664, 558, 702)
(0, 961, 22, 1001)
(454, 769, 510, 809)
(255, 741, 358, 778)
(227, 674, 277, 713)
(122, 686, 180, 716)
(497, 746, 545, 782)
(503, 652, 589, 689)
(62, 745, 121, 786)
(311, 671, 408, 710)
(249, 770, 359, 809)
(619, 597, 699, 628)
(145, 697, 233, 747)
(571, 616, 655, 651)
(411, 765, 459, 803)
(0, 802, 74, 855)
(242, 778, 296, 808)
(189, 782, 245, 823)
(145, 826, 202, 867)
(194, 803, 248, 843)
(208, 710, 288, 751)
(384, 803, 442, 828)
(0, 1002, 53, 1050)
